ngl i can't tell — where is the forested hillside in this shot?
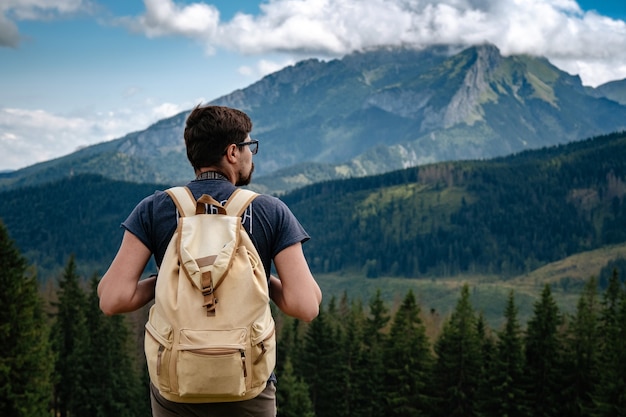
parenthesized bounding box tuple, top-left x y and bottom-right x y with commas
(285, 131, 626, 277)
(0, 132, 625, 283)
(0, 175, 168, 278)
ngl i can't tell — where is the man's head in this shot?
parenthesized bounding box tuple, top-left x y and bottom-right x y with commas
(184, 105, 253, 176)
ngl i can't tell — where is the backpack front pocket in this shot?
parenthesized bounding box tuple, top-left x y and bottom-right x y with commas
(175, 328, 248, 398)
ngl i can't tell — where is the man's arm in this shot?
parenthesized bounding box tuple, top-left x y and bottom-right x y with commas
(270, 242, 322, 322)
(98, 230, 155, 315)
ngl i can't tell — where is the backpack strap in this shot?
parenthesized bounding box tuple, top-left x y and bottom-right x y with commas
(224, 188, 258, 216)
(165, 186, 197, 217)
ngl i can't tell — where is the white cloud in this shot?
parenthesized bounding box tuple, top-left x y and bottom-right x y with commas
(119, 0, 626, 86)
(121, 0, 220, 38)
(0, 0, 93, 46)
(0, 99, 195, 171)
(151, 101, 194, 119)
(3, 0, 626, 84)
(239, 58, 296, 79)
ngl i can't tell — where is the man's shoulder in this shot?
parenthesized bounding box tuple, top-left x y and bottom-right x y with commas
(251, 193, 287, 210)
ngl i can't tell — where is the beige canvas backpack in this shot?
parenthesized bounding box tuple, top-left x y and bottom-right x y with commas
(144, 186, 276, 403)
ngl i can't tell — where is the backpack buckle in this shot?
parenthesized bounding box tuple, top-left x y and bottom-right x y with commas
(202, 280, 218, 316)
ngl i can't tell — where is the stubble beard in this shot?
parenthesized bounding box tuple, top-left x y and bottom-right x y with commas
(236, 162, 254, 186)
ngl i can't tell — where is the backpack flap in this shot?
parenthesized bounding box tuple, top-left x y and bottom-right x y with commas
(177, 195, 242, 314)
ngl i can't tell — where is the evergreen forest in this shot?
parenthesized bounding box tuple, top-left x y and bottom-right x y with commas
(283, 131, 626, 278)
(1, 132, 626, 284)
(2, 221, 626, 417)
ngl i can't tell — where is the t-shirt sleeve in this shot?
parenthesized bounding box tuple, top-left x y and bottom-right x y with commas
(121, 190, 177, 266)
(254, 194, 310, 258)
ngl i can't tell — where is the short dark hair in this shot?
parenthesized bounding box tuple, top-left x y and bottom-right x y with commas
(184, 105, 252, 170)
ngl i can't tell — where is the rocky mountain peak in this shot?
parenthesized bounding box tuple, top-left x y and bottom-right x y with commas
(443, 44, 503, 127)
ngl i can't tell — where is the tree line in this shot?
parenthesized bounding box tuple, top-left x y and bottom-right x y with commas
(2, 220, 626, 417)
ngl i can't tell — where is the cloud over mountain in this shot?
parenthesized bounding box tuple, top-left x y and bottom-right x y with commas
(2, 0, 626, 86)
(118, 0, 626, 87)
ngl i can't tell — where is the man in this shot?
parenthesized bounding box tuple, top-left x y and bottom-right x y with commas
(98, 104, 322, 417)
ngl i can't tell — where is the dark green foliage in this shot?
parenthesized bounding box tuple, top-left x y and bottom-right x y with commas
(523, 285, 564, 417)
(0, 222, 53, 417)
(286, 132, 626, 278)
(82, 275, 147, 417)
(591, 269, 626, 417)
(4, 197, 626, 417)
(562, 277, 601, 417)
(481, 291, 527, 417)
(360, 290, 390, 417)
(50, 259, 148, 417)
(431, 284, 483, 417)
(0, 174, 165, 279)
(50, 256, 90, 417)
(276, 358, 314, 417)
(3, 133, 626, 282)
(276, 277, 626, 417)
(474, 314, 497, 417)
(382, 290, 433, 417)
(299, 308, 342, 417)
(598, 257, 626, 289)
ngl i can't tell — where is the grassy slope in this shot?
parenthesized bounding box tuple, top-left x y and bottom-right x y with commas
(314, 242, 626, 330)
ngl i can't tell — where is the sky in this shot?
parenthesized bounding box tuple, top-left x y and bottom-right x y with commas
(1, 0, 626, 172)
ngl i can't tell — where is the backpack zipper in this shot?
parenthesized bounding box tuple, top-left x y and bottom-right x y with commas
(253, 327, 276, 365)
(157, 344, 164, 375)
(184, 347, 247, 378)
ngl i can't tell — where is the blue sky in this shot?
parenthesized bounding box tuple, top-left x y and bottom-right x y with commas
(1, 0, 626, 171)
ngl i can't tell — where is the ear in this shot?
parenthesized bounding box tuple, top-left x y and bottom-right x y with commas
(224, 143, 238, 164)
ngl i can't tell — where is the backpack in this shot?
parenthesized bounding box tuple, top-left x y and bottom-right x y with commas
(144, 186, 276, 403)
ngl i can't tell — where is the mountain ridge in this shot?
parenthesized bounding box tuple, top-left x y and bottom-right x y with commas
(2, 43, 626, 194)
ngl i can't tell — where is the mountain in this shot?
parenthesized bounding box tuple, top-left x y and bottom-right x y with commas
(2, 44, 626, 194)
(1, 131, 625, 283)
(588, 78, 626, 105)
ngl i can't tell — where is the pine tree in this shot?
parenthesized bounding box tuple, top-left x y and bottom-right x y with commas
(523, 284, 564, 417)
(474, 313, 496, 417)
(50, 256, 89, 417)
(300, 306, 342, 417)
(0, 222, 53, 417)
(354, 288, 390, 417)
(562, 277, 601, 417)
(80, 275, 146, 417)
(321, 296, 351, 417)
(276, 314, 300, 377)
(431, 284, 482, 417)
(340, 298, 372, 417)
(591, 269, 626, 417)
(482, 290, 526, 417)
(383, 289, 433, 417)
(276, 358, 314, 417)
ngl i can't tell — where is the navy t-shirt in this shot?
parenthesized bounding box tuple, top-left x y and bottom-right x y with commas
(122, 177, 310, 279)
